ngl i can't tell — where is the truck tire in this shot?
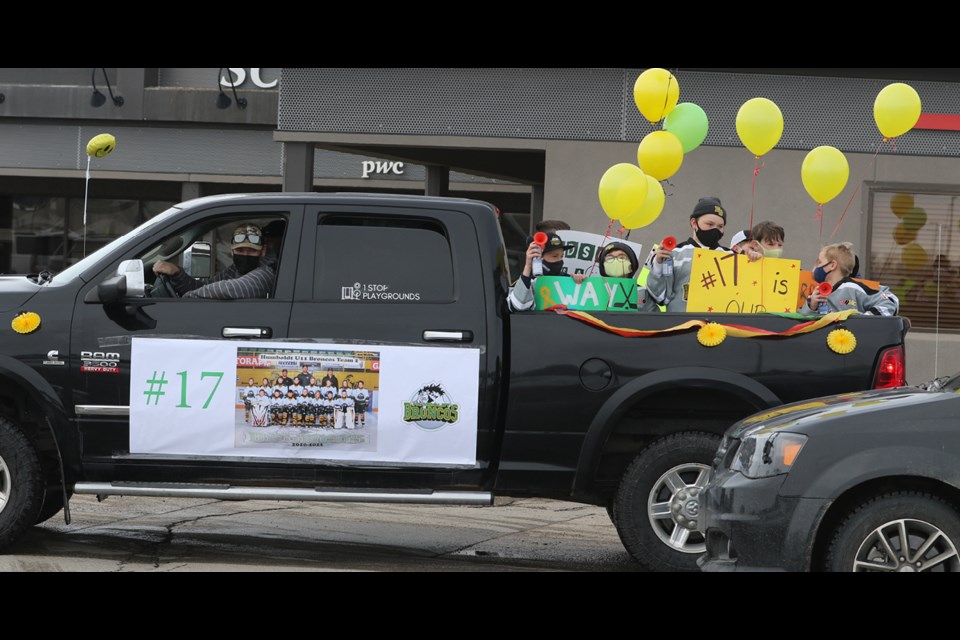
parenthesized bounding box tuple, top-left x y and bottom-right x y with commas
(613, 431, 721, 572)
(825, 491, 960, 572)
(0, 417, 44, 552)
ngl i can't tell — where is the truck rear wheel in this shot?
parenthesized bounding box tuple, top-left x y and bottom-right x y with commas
(612, 431, 721, 572)
(0, 417, 44, 552)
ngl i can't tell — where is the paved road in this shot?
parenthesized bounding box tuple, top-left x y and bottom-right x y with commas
(1, 495, 642, 572)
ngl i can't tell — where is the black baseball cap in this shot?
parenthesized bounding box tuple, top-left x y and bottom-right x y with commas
(539, 231, 575, 255)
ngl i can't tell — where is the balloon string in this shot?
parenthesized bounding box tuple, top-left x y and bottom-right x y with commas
(749, 156, 762, 238)
(659, 74, 674, 126)
(816, 203, 824, 245)
(588, 218, 616, 277)
(829, 137, 885, 239)
(83, 155, 91, 258)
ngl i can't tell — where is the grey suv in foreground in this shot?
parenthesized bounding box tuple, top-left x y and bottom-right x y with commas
(699, 375, 960, 572)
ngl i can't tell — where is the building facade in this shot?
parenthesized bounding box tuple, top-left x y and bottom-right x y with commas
(1, 68, 956, 382)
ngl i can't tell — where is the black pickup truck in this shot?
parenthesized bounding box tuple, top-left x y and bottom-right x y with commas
(0, 193, 910, 571)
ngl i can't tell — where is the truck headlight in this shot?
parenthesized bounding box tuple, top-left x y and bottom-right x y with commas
(731, 432, 808, 479)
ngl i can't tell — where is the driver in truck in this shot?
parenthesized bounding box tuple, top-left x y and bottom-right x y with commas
(152, 222, 276, 299)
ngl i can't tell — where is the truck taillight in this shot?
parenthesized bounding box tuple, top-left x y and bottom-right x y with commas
(873, 346, 905, 389)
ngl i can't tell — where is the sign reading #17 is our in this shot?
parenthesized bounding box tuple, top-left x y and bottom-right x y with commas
(686, 249, 801, 314)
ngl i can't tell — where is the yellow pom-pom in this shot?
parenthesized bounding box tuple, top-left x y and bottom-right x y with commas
(697, 322, 727, 347)
(86, 133, 116, 158)
(827, 328, 857, 354)
(11, 312, 41, 334)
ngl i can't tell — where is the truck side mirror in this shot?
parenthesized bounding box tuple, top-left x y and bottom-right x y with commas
(183, 242, 212, 278)
(97, 259, 146, 303)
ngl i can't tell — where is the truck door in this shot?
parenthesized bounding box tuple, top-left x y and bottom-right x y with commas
(70, 204, 302, 469)
(288, 203, 493, 487)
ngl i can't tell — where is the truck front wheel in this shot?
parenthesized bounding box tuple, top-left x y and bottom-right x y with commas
(612, 431, 721, 572)
(0, 417, 44, 552)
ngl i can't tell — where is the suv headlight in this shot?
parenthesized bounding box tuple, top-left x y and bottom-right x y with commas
(731, 432, 808, 479)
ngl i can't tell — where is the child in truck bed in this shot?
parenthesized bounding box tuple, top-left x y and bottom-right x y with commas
(802, 242, 899, 316)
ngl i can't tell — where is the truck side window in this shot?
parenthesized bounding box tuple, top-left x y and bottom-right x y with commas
(314, 215, 453, 302)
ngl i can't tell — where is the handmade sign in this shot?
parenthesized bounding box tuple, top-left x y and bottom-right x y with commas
(534, 276, 638, 312)
(686, 249, 801, 313)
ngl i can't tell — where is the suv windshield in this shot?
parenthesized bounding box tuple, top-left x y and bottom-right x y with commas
(50, 205, 182, 284)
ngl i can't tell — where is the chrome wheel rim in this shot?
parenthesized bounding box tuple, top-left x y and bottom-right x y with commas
(853, 518, 960, 572)
(647, 463, 710, 554)
(0, 454, 10, 516)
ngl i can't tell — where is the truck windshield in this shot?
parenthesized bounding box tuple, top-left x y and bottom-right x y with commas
(50, 206, 182, 284)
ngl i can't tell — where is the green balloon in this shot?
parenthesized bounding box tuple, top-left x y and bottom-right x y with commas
(663, 103, 709, 153)
(902, 207, 927, 232)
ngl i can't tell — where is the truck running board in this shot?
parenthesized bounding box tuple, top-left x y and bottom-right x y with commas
(73, 482, 493, 505)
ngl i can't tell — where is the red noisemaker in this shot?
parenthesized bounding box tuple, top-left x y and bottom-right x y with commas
(533, 232, 548, 247)
(661, 236, 677, 251)
(818, 282, 833, 296)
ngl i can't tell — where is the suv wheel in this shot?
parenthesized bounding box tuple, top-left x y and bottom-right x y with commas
(827, 491, 960, 572)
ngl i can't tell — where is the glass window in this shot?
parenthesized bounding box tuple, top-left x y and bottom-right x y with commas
(314, 215, 454, 302)
(869, 190, 960, 330)
(4, 196, 177, 275)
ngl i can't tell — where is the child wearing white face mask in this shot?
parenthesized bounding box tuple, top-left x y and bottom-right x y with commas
(599, 242, 661, 312)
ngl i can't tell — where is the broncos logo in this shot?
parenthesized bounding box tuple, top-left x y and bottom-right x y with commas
(413, 383, 446, 403)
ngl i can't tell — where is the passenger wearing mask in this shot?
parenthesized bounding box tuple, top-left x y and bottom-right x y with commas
(598, 242, 661, 312)
(802, 242, 899, 316)
(729, 229, 763, 261)
(751, 221, 786, 259)
(507, 231, 587, 312)
(644, 197, 732, 312)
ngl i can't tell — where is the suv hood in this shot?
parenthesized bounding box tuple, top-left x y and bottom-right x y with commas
(729, 387, 944, 439)
(0, 276, 44, 312)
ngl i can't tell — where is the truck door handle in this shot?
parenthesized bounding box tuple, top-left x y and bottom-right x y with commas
(423, 330, 473, 343)
(223, 327, 273, 339)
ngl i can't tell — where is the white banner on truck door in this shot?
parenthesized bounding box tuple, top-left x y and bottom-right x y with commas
(130, 338, 479, 465)
(556, 230, 643, 276)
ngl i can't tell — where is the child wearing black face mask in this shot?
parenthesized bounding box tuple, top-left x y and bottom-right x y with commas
(507, 231, 587, 312)
(644, 197, 737, 312)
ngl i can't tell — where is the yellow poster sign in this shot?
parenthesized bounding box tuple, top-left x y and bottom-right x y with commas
(686, 249, 802, 313)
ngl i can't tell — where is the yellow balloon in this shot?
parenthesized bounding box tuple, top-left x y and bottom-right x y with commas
(735, 97, 784, 157)
(598, 163, 648, 221)
(874, 83, 921, 139)
(902, 243, 928, 270)
(86, 133, 116, 158)
(636, 131, 683, 181)
(902, 207, 927, 231)
(890, 193, 914, 217)
(892, 223, 917, 246)
(800, 146, 849, 205)
(633, 68, 680, 124)
(619, 175, 665, 230)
